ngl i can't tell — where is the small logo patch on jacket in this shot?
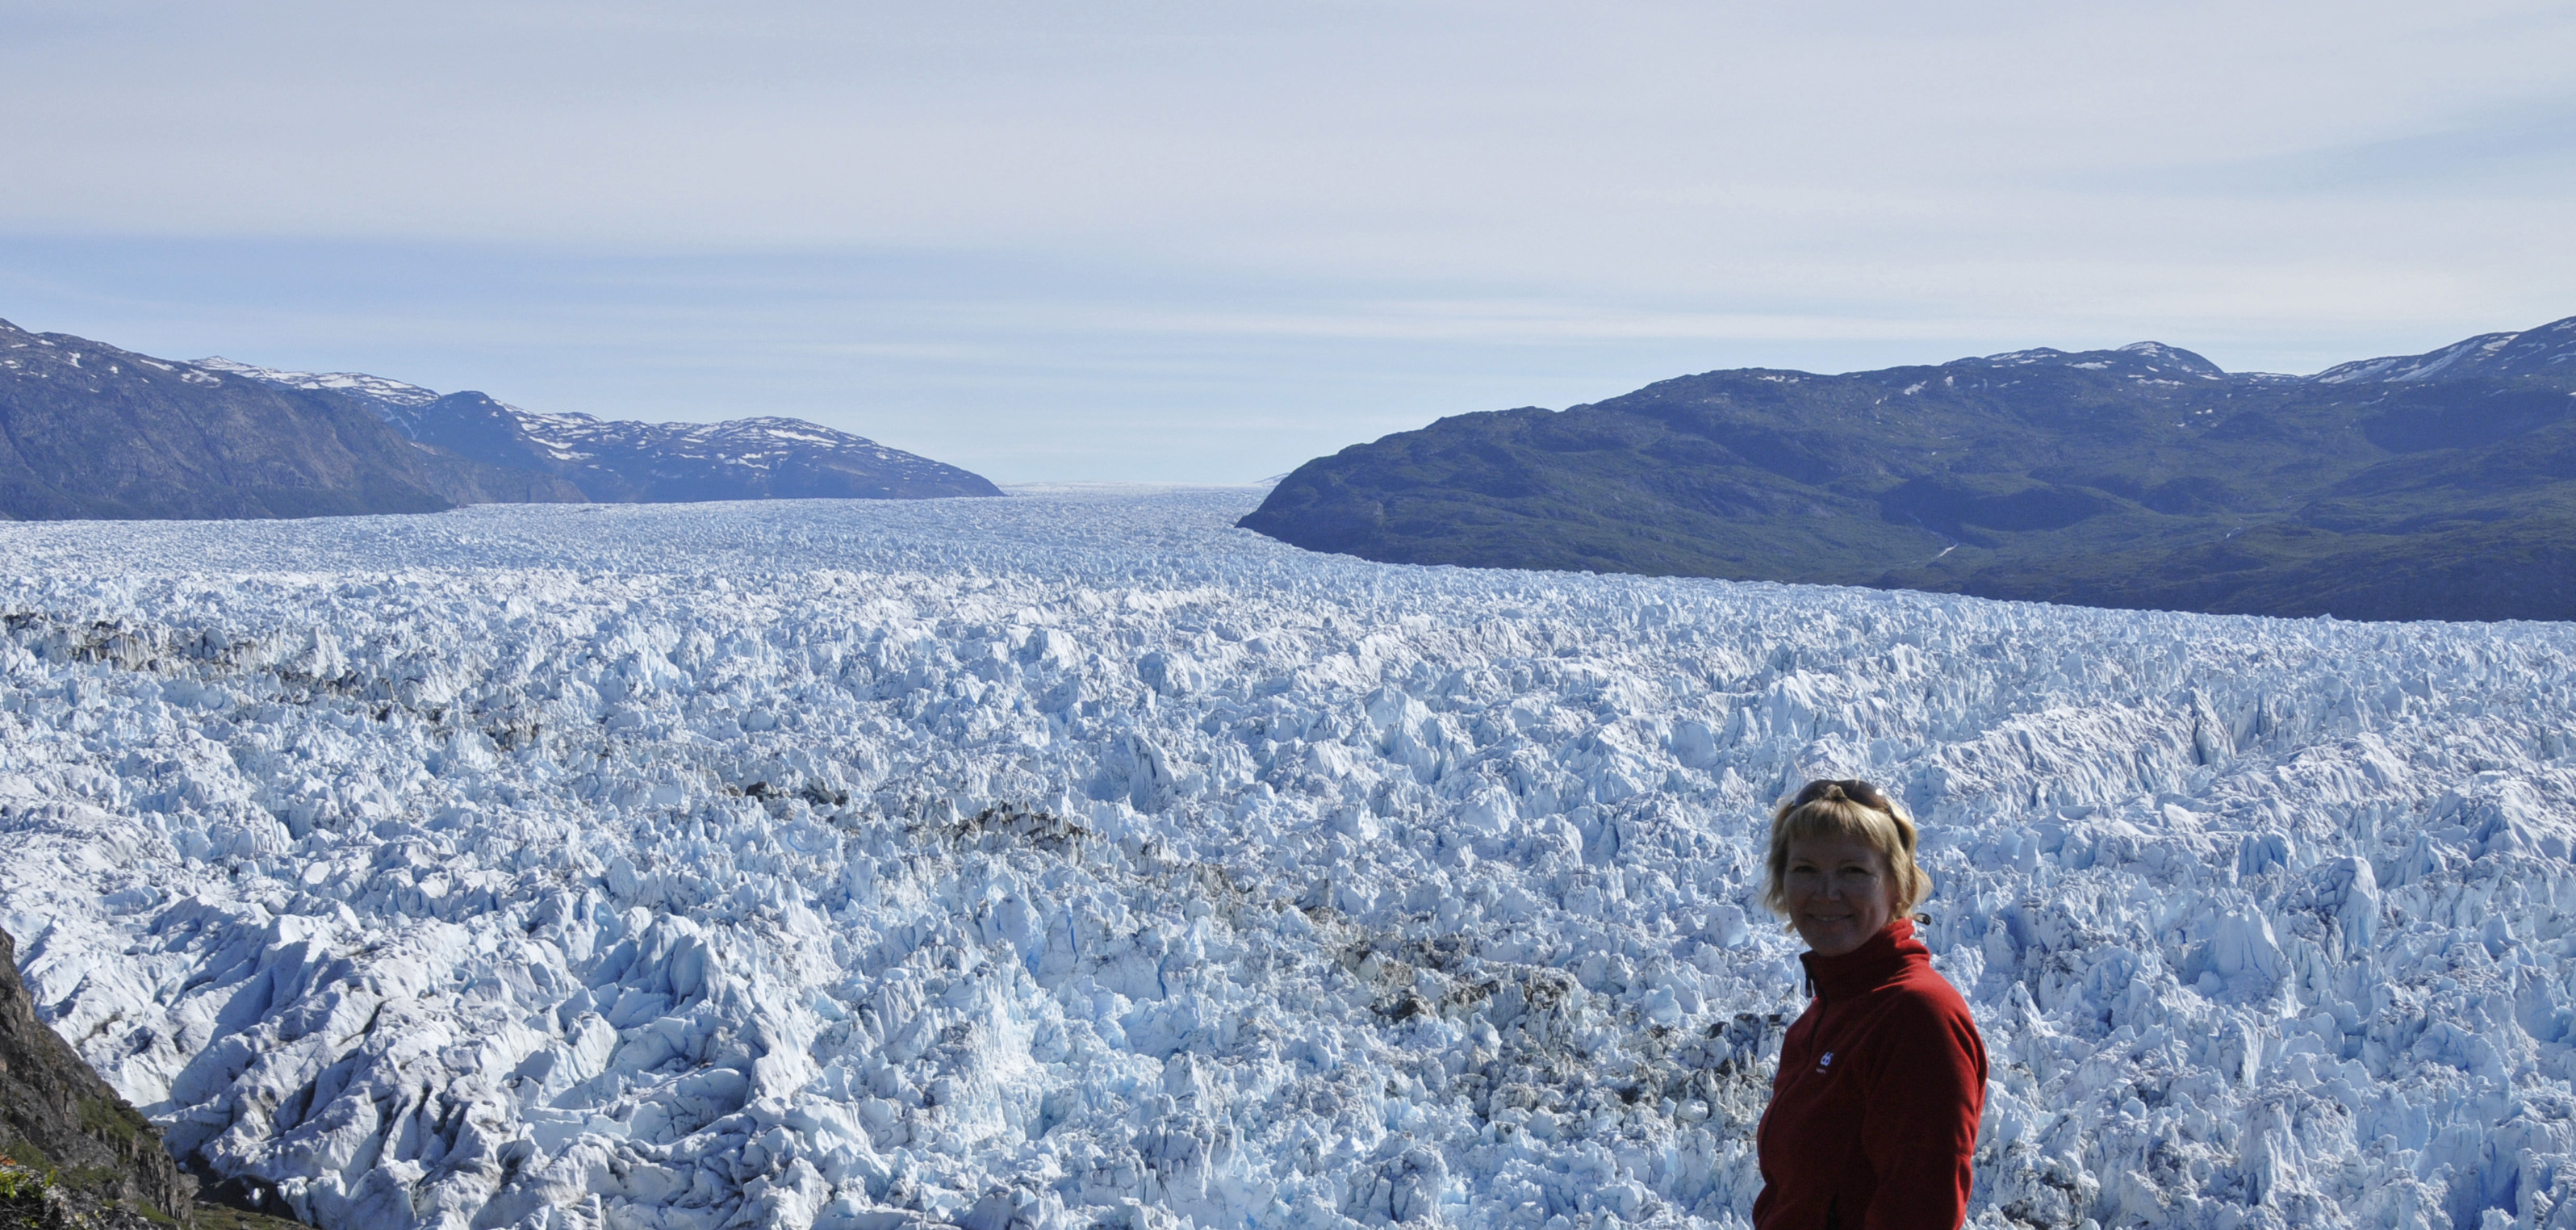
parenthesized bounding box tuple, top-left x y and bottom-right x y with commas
(1817, 1052, 1834, 1071)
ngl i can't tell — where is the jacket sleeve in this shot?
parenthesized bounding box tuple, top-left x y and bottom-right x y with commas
(1860, 991, 1988, 1230)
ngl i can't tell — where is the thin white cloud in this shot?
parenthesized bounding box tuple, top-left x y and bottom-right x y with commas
(1, 1, 2572, 478)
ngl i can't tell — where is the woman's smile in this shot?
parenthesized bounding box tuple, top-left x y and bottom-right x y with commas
(1781, 835, 1897, 957)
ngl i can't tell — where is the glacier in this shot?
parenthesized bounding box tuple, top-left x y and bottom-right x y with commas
(0, 488, 2571, 1230)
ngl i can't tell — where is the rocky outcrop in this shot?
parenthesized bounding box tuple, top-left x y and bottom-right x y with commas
(0, 928, 194, 1226)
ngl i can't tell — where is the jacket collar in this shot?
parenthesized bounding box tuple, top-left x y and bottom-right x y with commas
(1798, 917, 1924, 1002)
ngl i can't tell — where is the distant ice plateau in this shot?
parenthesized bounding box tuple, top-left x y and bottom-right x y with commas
(1, 490, 2571, 1230)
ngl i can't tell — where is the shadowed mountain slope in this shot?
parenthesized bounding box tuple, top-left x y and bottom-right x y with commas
(0, 318, 1001, 523)
(0, 320, 580, 521)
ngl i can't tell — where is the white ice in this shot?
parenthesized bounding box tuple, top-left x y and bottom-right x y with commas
(2, 491, 2572, 1230)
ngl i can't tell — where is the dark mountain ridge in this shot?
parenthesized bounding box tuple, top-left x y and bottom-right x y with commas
(197, 359, 1003, 502)
(0, 320, 578, 520)
(403, 394, 1005, 503)
(1240, 316, 2576, 621)
(0, 320, 1000, 521)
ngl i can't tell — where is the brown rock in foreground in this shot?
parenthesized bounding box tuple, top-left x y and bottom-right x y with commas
(0, 927, 195, 1226)
(0, 929, 312, 1230)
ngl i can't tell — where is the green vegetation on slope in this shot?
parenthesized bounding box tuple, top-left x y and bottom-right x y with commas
(1240, 324, 2576, 621)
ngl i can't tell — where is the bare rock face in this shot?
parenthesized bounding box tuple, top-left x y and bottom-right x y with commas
(0, 927, 195, 1226)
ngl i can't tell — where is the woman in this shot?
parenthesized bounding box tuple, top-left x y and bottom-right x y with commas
(1751, 779, 1986, 1230)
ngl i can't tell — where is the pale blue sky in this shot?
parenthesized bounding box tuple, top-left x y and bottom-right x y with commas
(3, 1, 2573, 482)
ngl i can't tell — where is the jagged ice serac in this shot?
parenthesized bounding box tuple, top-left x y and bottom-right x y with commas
(2, 490, 2572, 1230)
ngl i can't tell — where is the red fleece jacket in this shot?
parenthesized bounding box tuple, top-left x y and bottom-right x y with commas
(1752, 918, 1987, 1230)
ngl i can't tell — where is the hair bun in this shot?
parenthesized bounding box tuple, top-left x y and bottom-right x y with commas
(1819, 783, 1846, 801)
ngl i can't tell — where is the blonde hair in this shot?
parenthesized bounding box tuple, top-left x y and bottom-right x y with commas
(1761, 781, 1932, 917)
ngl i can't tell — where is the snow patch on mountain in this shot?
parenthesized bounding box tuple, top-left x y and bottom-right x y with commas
(188, 359, 976, 493)
(1, 490, 2572, 1230)
(192, 354, 903, 465)
(2310, 316, 2576, 387)
(1959, 344, 2225, 382)
(508, 411, 910, 474)
(2310, 334, 2521, 386)
(192, 358, 445, 409)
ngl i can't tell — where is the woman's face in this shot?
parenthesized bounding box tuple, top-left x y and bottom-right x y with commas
(1782, 835, 1898, 957)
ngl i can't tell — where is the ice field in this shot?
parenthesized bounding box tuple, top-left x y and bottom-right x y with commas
(2, 488, 2573, 1230)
